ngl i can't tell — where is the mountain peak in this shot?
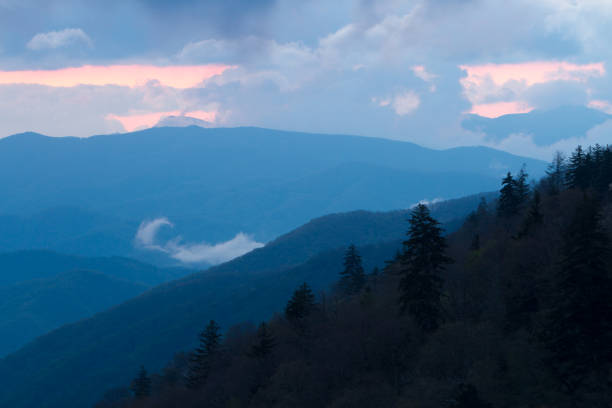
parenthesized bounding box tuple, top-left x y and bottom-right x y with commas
(154, 115, 213, 128)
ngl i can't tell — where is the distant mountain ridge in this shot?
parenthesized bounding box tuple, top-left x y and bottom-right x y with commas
(0, 250, 193, 357)
(0, 126, 544, 264)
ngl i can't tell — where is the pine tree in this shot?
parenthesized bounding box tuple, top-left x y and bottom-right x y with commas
(186, 320, 222, 389)
(370, 267, 380, 288)
(130, 365, 151, 399)
(546, 151, 566, 195)
(592, 144, 612, 193)
(469, 233, 480, 251)
(248, 322, 276, 359)
(600, 146, 612, 193)
(476, 196, 489, 217)
(339, 244, 366, 295)
(515, 190, 543, 239)
(514, 165, 530, 207)
(498, 172, 518, 217)
(398, 204, 452, 332)
(284, 282, 316, 323)
(542, 197, 612, 393)
(565, 145, 588, 189)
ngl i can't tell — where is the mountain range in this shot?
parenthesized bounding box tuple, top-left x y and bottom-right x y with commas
(0, 126, 544, 266)
(0, 192, 493, 408)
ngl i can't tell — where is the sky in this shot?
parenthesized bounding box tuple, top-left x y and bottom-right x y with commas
(1, 0, 612, 159)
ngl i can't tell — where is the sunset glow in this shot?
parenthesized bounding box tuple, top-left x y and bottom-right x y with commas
(459, 61, 605, 117)
(0, 64, 234, 88)
(469, 101, 533, 118)
(460, 61, 605, 88)
(107, 110, 217, 132)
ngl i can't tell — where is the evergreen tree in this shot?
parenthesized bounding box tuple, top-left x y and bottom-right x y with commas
(593, 144, 612, 193)
(497, 172, 518, 217)
(546, 151, 566, 195)
(469, 233, 480, 251)
(284, 282, 316, 323)
(130, 365, 151, 399)
(339, 244, 366, 295)
(565, 145, 589, 189)
(514, 165, 530, 207)
(542, 197, 612, 393)
(186, 320, 222, 389)
(476, 196, 489, 217)
(248, 322, 276, 359)
(515, 190, 543, 239)
(399, 204, 452, 332)
(369, 267, 380, 288)
(600, 146, 612, 193)
(466, 197, 489, 229)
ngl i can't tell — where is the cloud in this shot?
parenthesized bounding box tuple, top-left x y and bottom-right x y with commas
(26, 28, 92, 51)
(2, 0, 612, 154)
(469, 101, 533, 118)
(480, 118, 612, 160)
(460, 61, 605, 116)
(391, 91, 421, 115)
(373, 90, 421, 116)
(165, 233, 264, 264)
(0, 64, 233, 88)
(0, 80, 206, 137)
(412, 65, 437, 91)
(134, 217, 264, 265)
(107, 109, 216, 132)
(588, 99, 612, 114)
(135, 217, 173, 247)
(411, 197, 444, 208)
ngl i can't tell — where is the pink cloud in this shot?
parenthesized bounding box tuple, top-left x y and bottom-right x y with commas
(459, 61, 605, 117)
(469, 101, 533, 118)
(0, 64, 234, 89)
(460, 61, 605, 88)
(588, 100, 612, 115)
(107, 110, 217, 132)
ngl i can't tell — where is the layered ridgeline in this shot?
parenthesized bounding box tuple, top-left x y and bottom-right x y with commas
(0, 192, 492, 408)
(103, 144, 612, 408)
(0, 127, 545, 265)
(0, 251, 192, 357)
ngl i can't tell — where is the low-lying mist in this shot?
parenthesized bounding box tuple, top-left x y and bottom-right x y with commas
(134, 217, 264, 265)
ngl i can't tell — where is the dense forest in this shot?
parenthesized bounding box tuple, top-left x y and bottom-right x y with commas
(97, 145, 612, 408)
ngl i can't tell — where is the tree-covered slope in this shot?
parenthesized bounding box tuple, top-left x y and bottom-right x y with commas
(0, 193, 490, 408)
(103, 144, 612, 408)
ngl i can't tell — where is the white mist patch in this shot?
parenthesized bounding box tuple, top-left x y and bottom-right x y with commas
(134, 218, 264, 265)
(410, 198, 444, 209)
(135, 217, 173, 247)
(165, 233, 264, 264)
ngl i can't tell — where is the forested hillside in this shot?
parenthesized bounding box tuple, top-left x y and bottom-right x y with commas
(0, 193, 490, 408)
(102, 145, 612, 408)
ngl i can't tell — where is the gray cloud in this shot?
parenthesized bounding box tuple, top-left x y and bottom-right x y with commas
(27, 28, 92, 51)
(524, 80, 590, 111)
